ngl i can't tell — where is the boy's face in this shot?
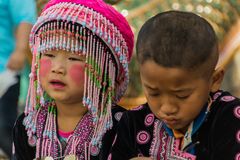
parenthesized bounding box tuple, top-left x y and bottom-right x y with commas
(139, 60, 213, 133)
(39, 50, 85, 105)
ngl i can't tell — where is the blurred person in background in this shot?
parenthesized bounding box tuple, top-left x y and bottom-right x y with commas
(0, 0, 36, 158)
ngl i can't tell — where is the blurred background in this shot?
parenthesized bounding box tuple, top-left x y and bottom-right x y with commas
(1, 0, 240, 158)
(109, 0, 240, 108)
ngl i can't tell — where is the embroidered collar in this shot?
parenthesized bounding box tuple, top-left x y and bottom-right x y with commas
(24, 105, 94, 159)
(163, 97, 213, 153)
(163, 103, 208, 137)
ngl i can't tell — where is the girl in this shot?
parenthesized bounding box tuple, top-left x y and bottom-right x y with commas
(12, 0, 134, 159)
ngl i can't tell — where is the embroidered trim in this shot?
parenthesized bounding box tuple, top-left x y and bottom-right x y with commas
(114, 112, 123, 121)
(136, 130, 150, 145)
(220, 96, 235, 102)
(24, 105, 94, 159)
(131, 105, 144, 111)
(234, 106, 240, 119)
(212, 91, 222, 101)
(144, 113, 154, 127)
(236, 130, 240, 143)
(235, 153, 240, 160)
(150, 120, 196, 160)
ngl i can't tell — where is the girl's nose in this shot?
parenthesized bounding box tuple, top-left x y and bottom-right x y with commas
(51, 58, 66, 75)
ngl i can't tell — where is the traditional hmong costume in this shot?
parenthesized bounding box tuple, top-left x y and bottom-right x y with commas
(110, 91, 240, 160)
(12, 0, 134, 159)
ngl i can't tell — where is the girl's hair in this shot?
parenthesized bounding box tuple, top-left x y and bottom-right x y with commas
(136, 11, 218, 74)
(23, 0, 134, 159)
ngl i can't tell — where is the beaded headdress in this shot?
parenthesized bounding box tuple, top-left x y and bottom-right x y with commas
(23, 0, 134, 158)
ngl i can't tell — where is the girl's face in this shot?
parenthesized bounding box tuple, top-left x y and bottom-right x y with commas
(139, 60, 214, 133)
(39, 50, 85, 105)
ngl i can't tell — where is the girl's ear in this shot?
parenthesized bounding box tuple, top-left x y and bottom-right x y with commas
(210, 67, 225, 92)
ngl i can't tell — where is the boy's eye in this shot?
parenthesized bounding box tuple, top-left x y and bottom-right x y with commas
(176, 94, 190, 99)
(148, 92, 160, 97)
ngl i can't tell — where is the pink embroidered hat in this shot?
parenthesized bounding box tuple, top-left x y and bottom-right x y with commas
(24, 0, 134, 156)
(29, 0, 134, 102)
(43, 0, 134, 60)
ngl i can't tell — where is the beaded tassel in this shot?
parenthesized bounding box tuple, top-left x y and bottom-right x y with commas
(25, 37, 40, 114)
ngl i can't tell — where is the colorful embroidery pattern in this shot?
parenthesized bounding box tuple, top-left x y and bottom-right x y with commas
(28, 135, 37, 147)
(237, 130, 240, 143)
(114, 112, 123, 121)
(235, 153, 240, 160)
(213, 91, 222, 101)
(144, 114, 155, 127)
(220, 96, 235, 102)
(131, 105, 144, 111)
(150, 120, 196, 160)
(25, 106, 94, 159)
(137, 131, 150, 145)
(234, 106, 240, 119)
(90, 146, 100, 156)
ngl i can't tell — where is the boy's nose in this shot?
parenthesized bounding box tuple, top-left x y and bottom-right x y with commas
(160, 103, 178, 117)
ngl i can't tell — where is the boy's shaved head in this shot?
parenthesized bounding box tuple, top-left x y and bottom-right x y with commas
(136, 11, 219, 77)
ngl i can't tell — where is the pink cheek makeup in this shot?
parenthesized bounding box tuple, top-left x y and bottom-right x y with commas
(39, 58, 51, 78)
(69, 64, 85, 85)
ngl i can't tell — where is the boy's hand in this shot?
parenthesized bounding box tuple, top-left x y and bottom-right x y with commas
(130, 157, 153, 160)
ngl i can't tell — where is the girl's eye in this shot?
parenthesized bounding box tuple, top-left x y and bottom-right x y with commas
(68, 56, 85, 62)
(42, 53, 55, 58)
(69, 57, 81, 61)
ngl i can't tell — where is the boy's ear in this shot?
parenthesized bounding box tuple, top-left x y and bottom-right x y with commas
(210, 67, 225, 92)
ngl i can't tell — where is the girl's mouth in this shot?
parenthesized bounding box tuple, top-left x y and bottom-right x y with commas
(50, 80, 66, 89)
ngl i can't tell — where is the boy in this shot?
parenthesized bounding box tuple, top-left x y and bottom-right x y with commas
(109, 11, 240, 160)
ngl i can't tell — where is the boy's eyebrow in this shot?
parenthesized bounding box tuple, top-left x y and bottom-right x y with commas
(171, 88, 194, 93)
(144, 83, 195, 92)
(143, 83, 158, 90)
